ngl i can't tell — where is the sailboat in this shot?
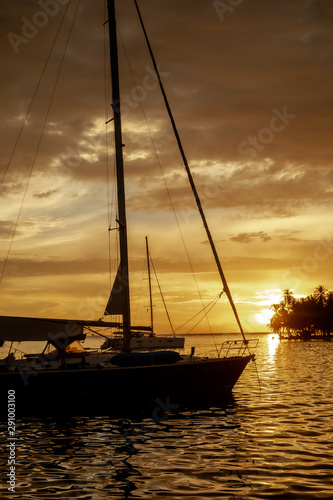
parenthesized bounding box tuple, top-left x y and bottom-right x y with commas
(100, 236, 185, 351)
(0, 0, 255, 415)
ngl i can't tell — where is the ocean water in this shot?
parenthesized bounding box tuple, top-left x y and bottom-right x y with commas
(1, 333, 333, 499)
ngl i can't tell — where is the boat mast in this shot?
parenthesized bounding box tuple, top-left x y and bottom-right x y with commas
(133, 0, 247, 343)
(107, 0, 131, 351)
(145, 236, 154, 333)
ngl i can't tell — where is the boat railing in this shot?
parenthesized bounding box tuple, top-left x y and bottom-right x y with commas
(219, 339, 258, 358)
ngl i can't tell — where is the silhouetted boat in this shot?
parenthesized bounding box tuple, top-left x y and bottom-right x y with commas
(0, 0, 255, 415)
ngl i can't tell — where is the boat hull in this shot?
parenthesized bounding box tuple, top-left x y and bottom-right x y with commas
(105, 336, 185, 350)
(1, 355, 253, 416)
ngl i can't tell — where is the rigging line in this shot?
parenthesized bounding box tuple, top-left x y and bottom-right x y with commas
(1, 342, 27, 356)
(185, 296, 222, 335)
(104, 5, 113, 291)
(133, 0, 248, 349)
(104, 12, 120, 289)
(0, 0, 81, 286)
(0, 2, 71, 190)
(116, 17, 217, 350)
(86, 327, 111, 339)
(132, 242, 147, 328)
(180, 291, 222, 353)
(174, 293, 222, 333)
(104, 4, 116, 232)
(149, 251, 175, 335)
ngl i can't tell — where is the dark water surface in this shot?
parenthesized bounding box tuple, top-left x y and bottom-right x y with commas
(1, 334, 333, 499)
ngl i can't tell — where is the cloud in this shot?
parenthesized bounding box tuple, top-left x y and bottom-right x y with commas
(33, 189, 59, 199)
(231, 232, 272, 244)
(0, 221, 17, 240)
(1, 257, 108, 278)
(1, 0, 333, 328)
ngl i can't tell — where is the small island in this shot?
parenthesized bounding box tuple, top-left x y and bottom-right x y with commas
(269, 286, 333, 341)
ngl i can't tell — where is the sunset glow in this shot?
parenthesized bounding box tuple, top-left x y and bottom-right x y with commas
(1, 1, 332, 333)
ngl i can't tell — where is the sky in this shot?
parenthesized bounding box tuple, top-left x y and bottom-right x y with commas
(0, 0, 333, 334)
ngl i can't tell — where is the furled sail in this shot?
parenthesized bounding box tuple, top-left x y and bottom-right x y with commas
(0, 316, 85, 343)
(0, 316, 125, 342)
(104, 265, 124, 316)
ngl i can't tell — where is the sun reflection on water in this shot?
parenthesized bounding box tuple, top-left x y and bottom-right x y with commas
(268, 333, 280, 357)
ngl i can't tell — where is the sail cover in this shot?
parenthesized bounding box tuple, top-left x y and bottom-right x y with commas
(104, 265, 124, 316)
(0, 316, 85, 343)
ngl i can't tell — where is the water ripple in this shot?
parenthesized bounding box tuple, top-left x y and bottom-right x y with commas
(1, 335, 333, 499)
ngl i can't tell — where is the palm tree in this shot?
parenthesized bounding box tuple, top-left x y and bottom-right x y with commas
(324, 291, 333, 336)
(269, 286, 333, 339)
(280, 289, 295, 337)
(268, 303, 283, 335)
(281, 289, 295, 312)
(268, 292, 295, 337)
(313, 285, 328, 306)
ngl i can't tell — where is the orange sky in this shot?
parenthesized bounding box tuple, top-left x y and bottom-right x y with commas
(1, 0, 333, 334)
